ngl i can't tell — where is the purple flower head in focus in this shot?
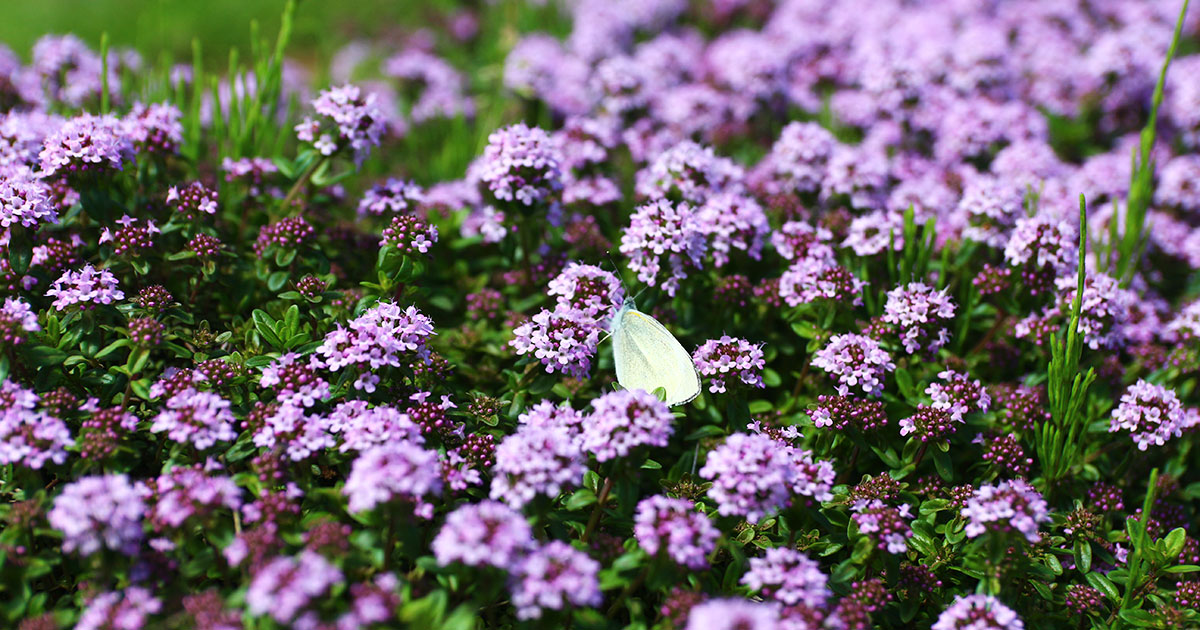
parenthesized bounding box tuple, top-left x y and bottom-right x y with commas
(741, 547, 830, 608)
(962, 479, 1049, 544)
(1109, 379, 1189, 451)
(581, 388, 675, 462)
(46, 264, 124, 311)
(490, 425, 584, 509)
(620, 199, 707, 297)
(295, 83, 387, 164)
(811, 334, 895, 397)
(692, 335, 765, 393)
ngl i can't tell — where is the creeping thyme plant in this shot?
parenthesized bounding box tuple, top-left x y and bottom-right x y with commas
(3, 1, 1200, 629)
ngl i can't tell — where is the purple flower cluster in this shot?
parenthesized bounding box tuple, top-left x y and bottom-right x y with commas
(620, 199, 706, 297)
(48, 473, 145, 556)
(511, 305, 603, 380)
(812, 334, 895, 397)
(692, 335, 765, 393)
(312, 301, 435, 392)
(962, 479, 1050, 544)
(1003, 216, 1076, 294)
(810, 395, 888, 433)
(381, 214, 439, 255)
(38, 113, 133, 178)
(328, 401, 423, 453)
(851, 499, 913, 553)
(432, 500, 533, 569)
(699, 432, 794, 522)
(933, 594, 1024, 630)
(581, 388, 675, 461)
(46, 264, 124, 311)
(245, 550, 344, 625)
(1109, 379, 1190, 451)
(779, 252, 866, 308)
(150, 465, 243, 530)
(881, 282, 956, 355)
(295, 83, 387, 164)
(150, 388, 238, 450)
(0, 382, 71, 469)
(77, 588, 162, 630)
(0, 297, 41, 347)
(547, 261, 624, 321)
(384, 48, 475, 122)
(358, 178, 424, 216)
(634, 495, 719, 569)
(478, 122, 563, 207)
(685, 599, 778, 630)
(0, 173, 57, 228)
(491, 425, 584, 509)
(343, 441, 443, 515)
(510, 540, 602, 619)
(123, 101, 183, 155)
(696, 192, 768, 267)
(926, 370, 991, 422)
(741, 547, 830, 608)
(165, 181, 218, 220)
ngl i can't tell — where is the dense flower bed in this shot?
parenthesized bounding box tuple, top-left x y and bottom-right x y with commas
(2, 1, 1200, 629)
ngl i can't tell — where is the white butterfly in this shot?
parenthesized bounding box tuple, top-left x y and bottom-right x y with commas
(608, 298, 701, 407)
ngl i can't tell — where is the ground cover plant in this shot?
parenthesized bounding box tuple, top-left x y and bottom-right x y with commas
(2, 0, 1200, 628)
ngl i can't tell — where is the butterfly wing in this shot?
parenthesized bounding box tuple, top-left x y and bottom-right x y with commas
(612, 307, 701, 406)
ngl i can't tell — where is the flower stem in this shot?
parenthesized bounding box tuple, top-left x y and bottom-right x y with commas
(581, 477, 614, 544)
(278, 155, 327, 216)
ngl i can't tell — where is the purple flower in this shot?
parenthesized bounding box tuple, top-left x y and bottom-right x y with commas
(926, 370, 991, 422)
(150, 389, 237, 450)
(693, 336, 765, 393)
(899, 405, 959, 442)
(699, 432, 793, 522)
(0, 173, 56, 228)
(851, 500, 913, 554)
(517, 400, 585, 439)
(381, 214, 439, 255)
(510, 540, 602, 619)
(1110, 379, 1188, 451)
(696, 192, 768, 267)
(384, 49, 475, 122)
(546, 262, 624, 322)
(962, 479, 1049, 544)
(358, 178, 424, 216)
(634, 495, 720, 569)
(46, 264, 124, 311)
(99, 214, 159, 257)
(1055, 272, 1134, 351)
(0, 385, 71, 469)
(312, 301, 435, 391)
(328, 401, 424, 453)
(511, 304, 602, 380)
(0, 297, 40, 348)
(842, 210, 903, 257)
(246, 550, 344, 625)
(932, 594, 1024, 630)
(881, 282, 956, 355)
(809, 395, 888, 432)
(222, 156, 278, 196)
(150, 465, 242, 530)
(478, 122, 563, 207)
(29, 34, 112, 107)
(343, 441, 443, 515)
(1003, 216, 1076, 285)
(253, 215, 314, 255)
(770, 221, 834, 263)
(165, 181, 218, 220)
(432, 500, 534, 570)
(1155, 155, 1200, 212)
(38, 113, 133, 177)
(959, 176, 1024, 248)
(250, 403, 336, 461)
(761, 122, 837, 195)
(48, 473, 145, 556)
(259, 352, 329, 407)
(741, 547, 830, 608)
(1166, 300, 1200, 342)
(77, 587, 162, 630)
(581, 388, 675, 462)
(635, 140, 743, 204)
(685, 599, 779, 630)
(821, 145, 889, 209)
(490, 425, 584, 509)
(620, 199, 707, 297)
(123, 101, 184, 155)
(811, 334, 895, 397)
(778, 255, 866, 308)
(295, 84, 387, 164)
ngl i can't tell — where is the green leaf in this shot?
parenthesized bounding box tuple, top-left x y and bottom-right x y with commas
(1164, 527, 1186, 559)
(253, 309, 284, 349)
(1075, 539, 1093, 574)
(23, 346, 67, 367)
(1085, 572, 1120, 602)
(1166, 565, 1200, 574)
(267, 271, 289, 291)
(1117, 609, 1159, 628)
(564, 489, 596, 511)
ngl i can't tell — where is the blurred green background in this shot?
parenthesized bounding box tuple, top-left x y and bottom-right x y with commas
(0, 0, 465, 64)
